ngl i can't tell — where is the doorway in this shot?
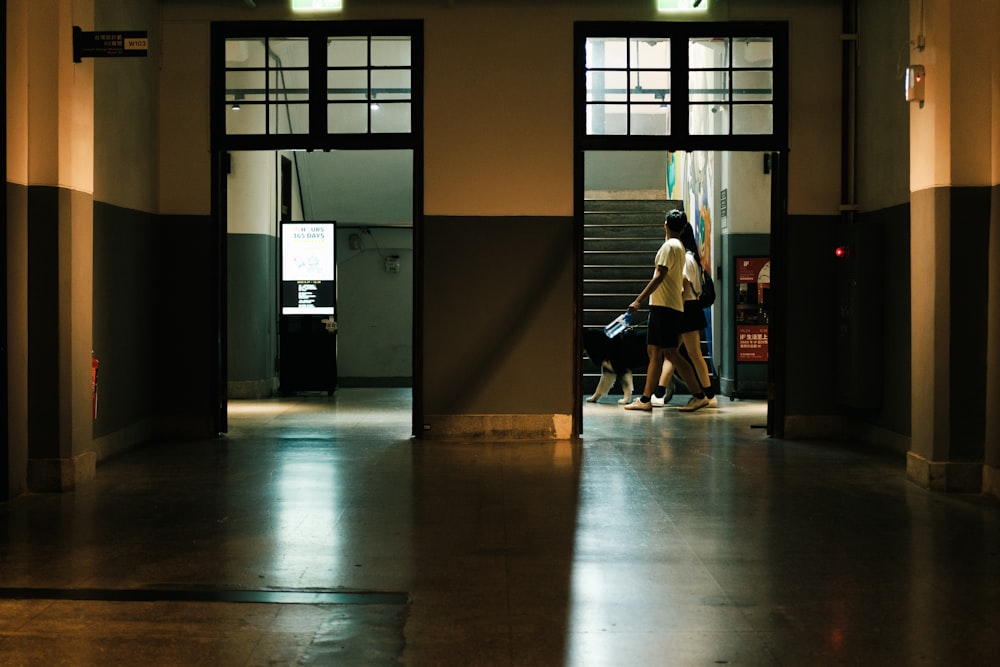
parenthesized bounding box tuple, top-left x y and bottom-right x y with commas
(225, 149, 414, 401)
(211, 21, 424, 435)
(574, 22, 789, 437)
(580, 150, 775, 407)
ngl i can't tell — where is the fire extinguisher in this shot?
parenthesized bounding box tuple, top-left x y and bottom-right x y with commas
(91, 353, 99, 420)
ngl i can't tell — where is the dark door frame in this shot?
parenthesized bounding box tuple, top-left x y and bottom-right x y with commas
(1, 0, 8, 498)
(573, 21, 790, 438)
(209, 20, 424, 436)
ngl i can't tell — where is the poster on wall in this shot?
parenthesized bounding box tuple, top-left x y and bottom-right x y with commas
(685, 150, 714, 295)
(281, 222, 335, 315)
(735, 257, 770, 362)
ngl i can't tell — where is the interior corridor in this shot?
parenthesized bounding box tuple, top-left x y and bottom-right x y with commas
(1, 389, 998, 665)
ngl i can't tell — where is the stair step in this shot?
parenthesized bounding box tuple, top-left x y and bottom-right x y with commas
(584, 199, 683, 213)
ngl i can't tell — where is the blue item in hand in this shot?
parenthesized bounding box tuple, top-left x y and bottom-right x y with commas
(603, 312, 632, 338)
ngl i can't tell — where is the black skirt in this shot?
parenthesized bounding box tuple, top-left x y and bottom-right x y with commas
(681, 299, 708, 333)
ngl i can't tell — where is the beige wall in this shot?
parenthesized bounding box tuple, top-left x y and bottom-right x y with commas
(158, 19, 212, 215)
(158, 0, 844, 220)
(94, 0, 160, 212)
(857, 1, 910, 212)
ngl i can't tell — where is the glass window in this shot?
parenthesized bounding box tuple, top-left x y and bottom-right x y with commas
(224, 36, 308, 135)
(270, 70, 310, 101)
(732, 105, 773, 135)
(327, 35, 412, 135)
(217, 24, 418, 146)
(328, 37, 368, 67)
(371, 102, 412, 133)
(689, 70, 728, 103)
(226, 70, 265, 100)
(328, 103, 368, 133)
(227, 102, 265, 135)
(733, 70, 772, 102)
(587, 104, 628, 135)
(578, 24, 783, 148)
(270, 103, 310, 134)
(631, 38, 670, 69)
(733, 38, 773, 69)
(688, 36, 773, 137)
(373, 69, 411, 101)
(586, 37, 626, 70)
(629, 104, 670, 136)
(586, 37, 671, 136)
(689, 104, 729, 136)
(631, 71, 670, 102)
(226, 38, 266, 67)
(372, 36, 411, 67)
(689, 37, 729, 69)
(269, 38, 309, 68)
(328, 70, 368, 100)
(587, 71, 627, 102)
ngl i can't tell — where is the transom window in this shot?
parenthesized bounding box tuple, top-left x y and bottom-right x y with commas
(577, 22, 787, 151)
(327, 36, 412, 134)
(212, 21, 421, 151)
(585, 37, 672, 136)
(225, 36, 310, 135)
(688, 36, 775, 136)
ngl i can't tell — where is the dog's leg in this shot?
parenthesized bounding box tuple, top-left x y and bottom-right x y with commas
(588, 363, 616, 402)
(618, 370, 634, 405)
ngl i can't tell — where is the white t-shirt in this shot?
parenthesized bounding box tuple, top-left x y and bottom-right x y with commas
(682, 251, 703, 302)
(650, 237, 685, 311)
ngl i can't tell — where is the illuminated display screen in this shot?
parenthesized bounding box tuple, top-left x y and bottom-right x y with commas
(282, 222, 335, 315)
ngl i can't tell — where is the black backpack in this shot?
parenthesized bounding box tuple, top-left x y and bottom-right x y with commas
(698, 268, 716, 308)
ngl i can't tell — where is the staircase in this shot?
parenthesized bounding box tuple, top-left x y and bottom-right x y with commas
(582, 199, 681, 395)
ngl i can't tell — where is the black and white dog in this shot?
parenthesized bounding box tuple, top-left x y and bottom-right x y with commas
(583, 327, 649, 404)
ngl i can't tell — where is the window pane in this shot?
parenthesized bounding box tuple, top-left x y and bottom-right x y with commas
(733, 70, 772, 102)
(733, 38, 773, 68)
(328, 103, 368, 133)
(226, 38, 265, 67)
(689, 103, 729, 135)
(689, 37, 729, 68)
(328, 36, 368, 67)
(630, 37, 670, 69)
(270, 103, 309, 134)
(372, 36, 410, 66)
(586, 103, 628, 135)
(327, 70, 367, 100)
(227, 70, 266, 102)
(586, 37, 626, 69)
(269, 38, 309, 68)
(733, 105, 773, 134)
(226, 103, 265, 134)
(372, 69, 411, 101)
(372, 102, 411, 133)
(630, 71, 670, 103)
(587, 70, 627, 102)
(269, 70, 310, 101)
(689, 70, 729, 102)
(629, 104, 670, 135)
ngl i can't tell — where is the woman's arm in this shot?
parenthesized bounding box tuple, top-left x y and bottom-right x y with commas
(628, 264, 667, 314)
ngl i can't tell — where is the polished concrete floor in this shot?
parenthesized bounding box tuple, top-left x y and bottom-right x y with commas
(1, 388, 998, 666)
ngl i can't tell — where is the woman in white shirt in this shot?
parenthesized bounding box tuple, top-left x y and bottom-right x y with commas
(652, 222, 718, 411)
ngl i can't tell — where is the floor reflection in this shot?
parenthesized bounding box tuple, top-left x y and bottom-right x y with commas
(0, 390, 997, 665)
